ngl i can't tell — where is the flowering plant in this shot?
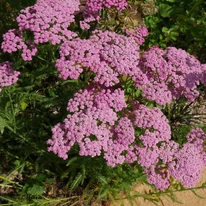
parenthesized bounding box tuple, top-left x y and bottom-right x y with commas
(0, 0, 206, 204)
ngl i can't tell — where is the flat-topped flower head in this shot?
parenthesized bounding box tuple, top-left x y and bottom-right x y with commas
(135, 46, 204, 104)
(1, 0, 80, 61)
(80, 0, 127, 29)
(186, 128, 206, 165)
(124, 25, 148, 45)
(169, 143, 204, 188)
(1, 29, 37, 61)
(131, 102, 171, 145)
(56, 30, 140, 86)
(16, 0, 80, 45)
(47, 86, 132, 166)
(0, 61, 20, 92)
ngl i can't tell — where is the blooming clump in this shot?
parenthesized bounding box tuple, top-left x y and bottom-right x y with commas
(1, 29, 37, 61)
(132, 102, 171, 144)
(0, 61, 20, 92)
(1, 0, 80, 61)
(16, 0, 79, 45)
(133, 47, 173, 105)
(56, 30, 140, 86)
(135, 46, 204, 105)
(124, 102, 195, 190)
(80, 0, 127, 29)
(186, 128, 206, 165)
(145, 141, 178, 190)
(147, 164, 171, 190)
(166, 47, 202, 101)
(169, 143, 204, 188)
(122, 102, 173, 190)
(136, 144, 159, 169)
(144, 128, 206, 190)
(105, 117, 135, 166)
(124, 25, 148, 45)
(47, 86, 137, 167)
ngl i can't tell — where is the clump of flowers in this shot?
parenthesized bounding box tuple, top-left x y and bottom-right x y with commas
(132, 102, 171, 144)
(56, 30, 205, 106)
(56, 30, 141, 86)
(133, 46, 204, 105)
(169, 143, 204, 188)
(47, 82, 206, 189)
(126, 102, 173, 190)
(146, 128, 206, 190)
(186, 128, 206, 165)
(124, 25, 148, 45)
(1, 0, 206, 194)
(1, 29, 37, 61)
(1, 0, 80, 61)
(47, 86, 135, 167)
(0, 61, 20, 92)
(80, 0, 127, 29)
(16, 0, 80, 44)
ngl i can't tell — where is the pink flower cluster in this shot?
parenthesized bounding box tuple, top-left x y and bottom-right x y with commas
(56, 30, 140, 86)
(133, 103, 171, 144)
(80, 0, 127, 29)
(1, 0, 206, 192)
(86, 0, 127, 11)
(124, 25, 148, 45)
(47, 86, 131, 167)
(47, 83, 206, 189)
(0, 61, 20, 92)
(16, 0, 79, 44)
(134, 46, 205, 105)
(145, 128, 206, 190)
(169, 143, 204, 188)
(48, 86, 177, 169)
(1, 29, 37, 61)
(124, 102, 173, 190)
(1, 0, 80, 61)
(186, 128, 206, 164)
(56, 32, 205, 105)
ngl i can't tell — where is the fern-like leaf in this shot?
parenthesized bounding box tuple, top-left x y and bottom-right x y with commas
(70, 172, 84, 190)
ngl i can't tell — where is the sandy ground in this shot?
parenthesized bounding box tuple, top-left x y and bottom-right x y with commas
(112, 168, 206, 206)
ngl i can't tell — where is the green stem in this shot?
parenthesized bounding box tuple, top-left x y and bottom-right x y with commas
(36, 55, 51, 64)
(152, 185, 206, 195)
(7, 90, 16, 133)
(188, 0, 202, 16)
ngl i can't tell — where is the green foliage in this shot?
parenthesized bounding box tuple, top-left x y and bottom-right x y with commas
(143, 0, 206, 54)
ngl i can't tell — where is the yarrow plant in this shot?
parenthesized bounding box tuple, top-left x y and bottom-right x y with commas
(1, 0, 206, 202)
